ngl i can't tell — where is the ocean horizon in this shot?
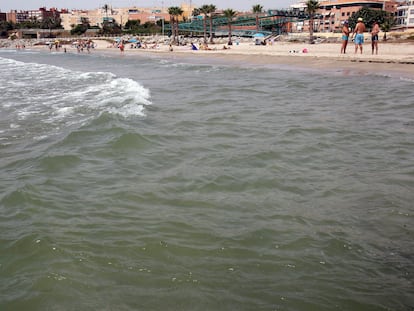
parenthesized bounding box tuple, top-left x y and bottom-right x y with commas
(0, 48, 413, 310)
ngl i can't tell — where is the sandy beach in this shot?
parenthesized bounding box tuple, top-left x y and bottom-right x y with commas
(92, 38, 414, 78)
(3, 37, 414, 78)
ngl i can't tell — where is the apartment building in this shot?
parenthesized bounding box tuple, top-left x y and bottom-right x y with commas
(4, 3, 193, 31)
(291, 0, 401, 32)
(59, 2, 195, 31)
(396, 0, 414, 29)
(318, 0, 400, 31)
(60, 7, 128, 30)
(6, 7, 65, 23)
(7, 10, 41, 23)
(127, 7, 170, 25)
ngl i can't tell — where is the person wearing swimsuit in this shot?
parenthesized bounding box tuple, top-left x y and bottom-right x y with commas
(341, 20, 350, 54)
(351, 17, 366, 54)
(371, 21, 380, 55)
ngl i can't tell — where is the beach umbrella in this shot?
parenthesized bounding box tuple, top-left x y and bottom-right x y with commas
(128, 38, 138, 43)
(253, 32, 265, 44)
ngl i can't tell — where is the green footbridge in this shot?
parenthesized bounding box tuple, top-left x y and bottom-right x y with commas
(166, 10, 306, 37)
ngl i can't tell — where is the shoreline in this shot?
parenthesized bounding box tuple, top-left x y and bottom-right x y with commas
(2, 38, 414, 78)
(94, 40, 414, 79)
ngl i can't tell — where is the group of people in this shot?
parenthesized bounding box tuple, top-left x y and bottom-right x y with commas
(340, 17, 380, 55)
(116, 40, 159, 52)
(189, 42, 231, 51)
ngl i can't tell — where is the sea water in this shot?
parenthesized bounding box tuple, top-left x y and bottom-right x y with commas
(0, 49, 413, 311)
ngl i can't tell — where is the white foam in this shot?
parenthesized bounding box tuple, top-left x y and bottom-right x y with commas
(0, 55, 153, 141)
(399, 76, 414, 83)
(79, 71, 116, 81)
(108, 103, 146, 117)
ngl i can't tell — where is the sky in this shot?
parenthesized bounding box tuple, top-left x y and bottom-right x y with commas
(0, 0, 297, 12)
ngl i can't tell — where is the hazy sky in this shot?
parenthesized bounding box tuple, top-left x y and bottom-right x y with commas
(0, 0, 297, 12)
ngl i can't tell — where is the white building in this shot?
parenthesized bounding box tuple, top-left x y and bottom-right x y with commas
(396, 0, 414, 30)
(60, 7, 129, 31)
(290, 0, 307, 12)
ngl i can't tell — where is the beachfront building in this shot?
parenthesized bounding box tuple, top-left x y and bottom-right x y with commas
(127, 7, 170, 24)
(6, 10, 42, 23)
(5, 7, 67, 24)
(181, 2, 197, 21)
(318, 0, 400, 31)
(60, 6, 174, 31)
(290, 0, 400, 32)
(60, 7, 129, 31)
(396, 0, 414, 29)
(59, 2, 195, 32)
(4, 4, 183, 32)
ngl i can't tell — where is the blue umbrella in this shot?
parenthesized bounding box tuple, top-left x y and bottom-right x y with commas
(253, 33, 265, 37)
(128, 38, 138, 43)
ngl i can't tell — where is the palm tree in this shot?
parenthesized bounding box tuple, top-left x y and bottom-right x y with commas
(305, 0, 320, 44)
(223, 9, 237, 45)
(200, 5, 210, 43)
(175, 7, 184, 39)
(168, 7, 175, 41)
(252, 4, 263, 32)
(190, 8, 201, 37)
(102, 4, 109, 18)
(192, 8, 201, 18)
(168, 6, 183, 44)
(380, 14, 395, 41)
(207, 4, 217, 43)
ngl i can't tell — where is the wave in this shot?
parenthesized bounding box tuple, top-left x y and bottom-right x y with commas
(399, 76, 414, 83)
(0, 56, 152, 141)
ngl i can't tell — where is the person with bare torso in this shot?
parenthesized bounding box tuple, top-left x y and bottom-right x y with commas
(371, 21, 380, 55)
(341, 20, 350, 54)
(351, 17, 366, 54)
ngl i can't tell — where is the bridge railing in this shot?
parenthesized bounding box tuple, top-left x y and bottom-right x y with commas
(166, 12, 301, 34)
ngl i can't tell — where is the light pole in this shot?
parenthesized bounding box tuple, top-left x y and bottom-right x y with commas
(161, 1, 165, 38)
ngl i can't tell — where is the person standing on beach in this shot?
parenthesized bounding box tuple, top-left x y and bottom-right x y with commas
(341, 20, 350, 54)
(371, 21, 380, 55)
(351, 17, 366, 54)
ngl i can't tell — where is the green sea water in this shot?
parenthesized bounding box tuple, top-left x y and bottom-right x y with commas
(0, 49, 413, 310)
